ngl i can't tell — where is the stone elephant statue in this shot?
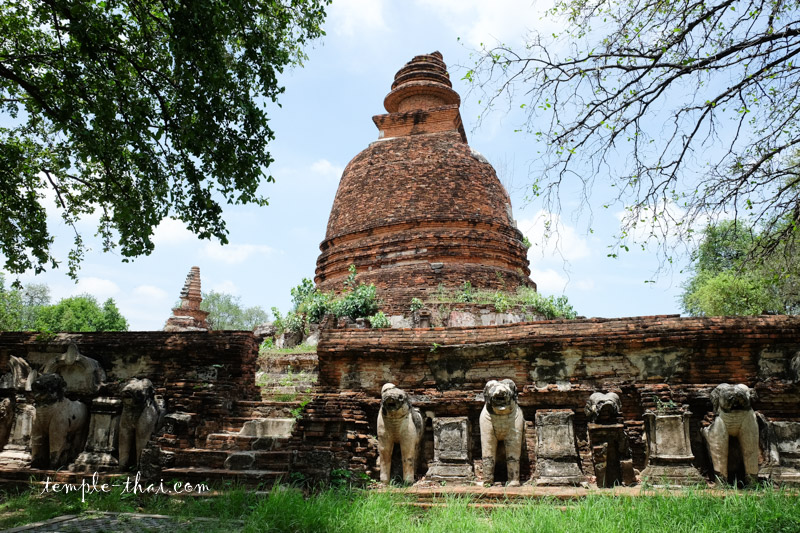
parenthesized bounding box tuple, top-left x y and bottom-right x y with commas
(585, 392, 622, 423)
(702, 383, 760, 482)
(0, 397, 13, 449)
(119, 378, 163, 470)
(30, 373, 88, 469)
(377, 383, 423, 484)
(480, 379, 525, 486)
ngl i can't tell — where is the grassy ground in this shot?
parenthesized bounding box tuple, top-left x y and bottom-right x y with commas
(1, 484, 799, 532)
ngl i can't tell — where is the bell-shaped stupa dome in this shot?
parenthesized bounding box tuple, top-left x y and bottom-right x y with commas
(315, 52, 534, 315)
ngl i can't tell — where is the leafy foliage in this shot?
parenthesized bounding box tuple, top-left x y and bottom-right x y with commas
(367, 311, 390, 329)
(0, 276, 126, 331)
(329, 283, 378, 319)
(468, 0, 800, 267)
(285, 267, 380, 326)
(681, 220, 800, 315)
(35, 294, 128, 332)
(0, 274, 23, 330)
(0, 0, 330, 277)
(200, 291, 269, 330)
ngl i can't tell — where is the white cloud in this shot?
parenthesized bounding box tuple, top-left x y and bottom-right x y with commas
(530, 268, 595, 293)
(211, 280, 239, 295)
(152, 218, 196, 245)
(72, 277, 120, 301)
(310, 159, 344, 181)
(132, 285, 168, 301)
(414, 0, 560, 48)
(518, 210, 591, 262)
(530, 268, 568, 292)
(201, 242, 275, 265)
(326, 0, 387, 37)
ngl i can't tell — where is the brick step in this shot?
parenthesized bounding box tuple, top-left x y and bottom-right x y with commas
(219, 417, 296, 437)
(204, 432, 291, 451)
(166, 448, 291, 471)
(160, 467, 288, 487)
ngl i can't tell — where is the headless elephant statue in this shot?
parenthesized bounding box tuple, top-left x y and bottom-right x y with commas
(702, 383, 760, 483)
(377, 383, 423, 484)
(119, 378, 162, 470)
(31, 374, 88, 469)
(480, 379, 526, 486)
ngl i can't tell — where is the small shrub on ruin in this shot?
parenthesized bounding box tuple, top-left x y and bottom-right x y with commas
(409, 297, 424, 312)
(368, 311, 390, 328)
(283, 269, 381, 328)
(493, 291, 511, 313)
(271, 307, 285, 335)
(458, 281, 474, 302)
(284, 311, 306, 335)
(429, 284, 578, 319)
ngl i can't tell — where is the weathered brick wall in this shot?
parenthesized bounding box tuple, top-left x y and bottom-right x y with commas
(293, 315, 800, 481)
(317, 315, 800, 392)
(0, 331, 260, 416)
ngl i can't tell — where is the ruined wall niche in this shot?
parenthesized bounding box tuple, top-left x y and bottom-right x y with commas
(758, 348, 800, 381)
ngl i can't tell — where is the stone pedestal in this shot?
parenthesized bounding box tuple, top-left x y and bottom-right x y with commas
(425, 417, 475, 483)
(641, 408, 705, 485)
(0, 396, 35, 468)
(71, 397, 122, 472)
(534, 410, 583, 486)
(588, 423, 635, 487)
(760, 421, 800, 484)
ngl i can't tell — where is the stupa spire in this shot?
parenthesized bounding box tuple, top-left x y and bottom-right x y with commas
(373, 51, 467, 143)
(383, 51, 461, 113)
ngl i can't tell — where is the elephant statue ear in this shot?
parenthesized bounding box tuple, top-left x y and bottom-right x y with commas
(710, 385, 722, 414)
(501, 379, 518, 399)
(611, 393, 622, 412)
(484, 380, 499, 398)
(584, 399, 594, 419)
(747, 386, 758, 405)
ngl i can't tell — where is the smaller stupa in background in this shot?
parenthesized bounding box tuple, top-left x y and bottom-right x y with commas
(163, 266, 210, 331)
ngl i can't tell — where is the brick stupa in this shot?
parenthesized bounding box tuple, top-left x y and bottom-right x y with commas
(163, 266, 210, 331)
(315, 52, 535, 315)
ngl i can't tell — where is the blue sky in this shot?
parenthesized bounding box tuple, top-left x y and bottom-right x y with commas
(7, 0, 696, 330)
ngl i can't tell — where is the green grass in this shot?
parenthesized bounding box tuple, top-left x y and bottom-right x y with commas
(259, 344, 317, 356)
(428, 284, 578, 320)
(1, 485, 798, 532)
